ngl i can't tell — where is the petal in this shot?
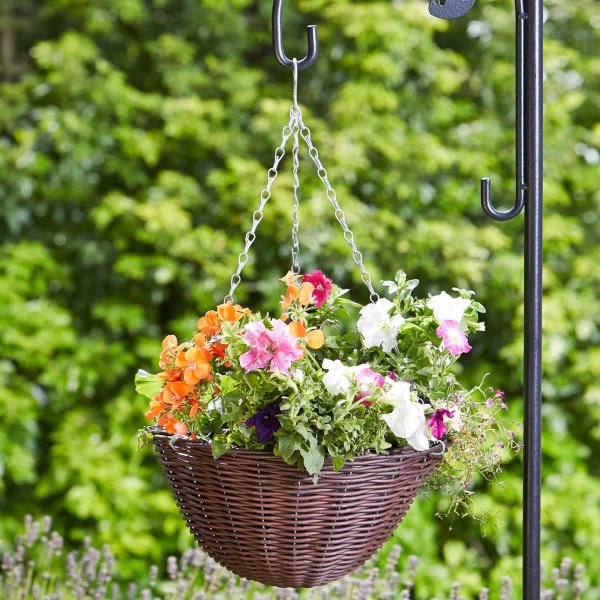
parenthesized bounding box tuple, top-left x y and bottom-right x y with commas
(288, 320, 307, 338)
(298, 282, 315, 306)
(306, 329, 325, 349)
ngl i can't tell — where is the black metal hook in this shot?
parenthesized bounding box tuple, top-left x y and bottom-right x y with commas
(428, 0, 476, 20)
(272, 0, 318, 70)
(480, 0, 527, 221)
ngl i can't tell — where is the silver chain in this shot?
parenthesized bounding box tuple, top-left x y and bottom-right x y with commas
(290, 113, 301, 275)
(290, 59, 301, 275)
(298, 111, 379, 303)
(225, 111, 295, 303)
(225, 63, 379, 303)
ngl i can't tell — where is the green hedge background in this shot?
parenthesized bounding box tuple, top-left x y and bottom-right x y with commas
(0, 0, 598, 596)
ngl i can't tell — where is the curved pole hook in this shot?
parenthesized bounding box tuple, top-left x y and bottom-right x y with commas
(272, 0, 318, 70)
(481, 0, 527, 221)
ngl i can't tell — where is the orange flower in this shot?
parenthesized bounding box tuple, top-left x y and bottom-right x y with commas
(280, 270, 301, 285)
(306, 329, 325, 349)
(176, 348, 212, 385)
(159, 334, 178, 368)
(299, 282, 315, 306)
(217, 302, 239, 322)
(288, 320, 307, 338)
(158, 414, 187, 435)
(281, 285, 300, 310)
(158, 368, 184, 382)
(217, 302, 249, 323)
(197, 310, 219, 336)
(146, 398, 167, 420)
(162, 380, 194, 408)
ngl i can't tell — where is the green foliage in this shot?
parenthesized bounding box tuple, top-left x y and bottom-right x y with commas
(0, 0, 598, 596)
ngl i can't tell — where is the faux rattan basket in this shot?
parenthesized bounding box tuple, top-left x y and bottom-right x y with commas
(152, 428, 442, 588)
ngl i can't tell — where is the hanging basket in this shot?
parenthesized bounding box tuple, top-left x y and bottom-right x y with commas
(152, 428, 442, 588)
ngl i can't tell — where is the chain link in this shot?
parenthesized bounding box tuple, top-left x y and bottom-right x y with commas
(298, 110, 380, 302)
(290, 110, 301, 275)
(225, 112, 295, 303)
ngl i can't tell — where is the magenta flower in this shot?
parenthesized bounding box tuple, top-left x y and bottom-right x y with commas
(436, 320, 472, 356)
(355, 367, 385, 405)
(428, 409, 454, 440)
(245, 401, 282, 443)
(239, 319, 303, 375)
(302, 270, 333, 307)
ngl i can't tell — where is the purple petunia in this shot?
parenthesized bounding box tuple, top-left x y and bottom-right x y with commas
(427, 409, 454, 440)
(245, 401, 283, 444)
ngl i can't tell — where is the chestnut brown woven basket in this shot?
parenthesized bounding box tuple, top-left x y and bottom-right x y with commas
(152, 428, 442, 588)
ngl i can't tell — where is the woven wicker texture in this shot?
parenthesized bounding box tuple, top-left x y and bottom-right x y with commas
(152, 429, 442, 588)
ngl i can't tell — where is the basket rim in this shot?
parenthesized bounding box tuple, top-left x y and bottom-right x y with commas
(149, 425, 445, 462)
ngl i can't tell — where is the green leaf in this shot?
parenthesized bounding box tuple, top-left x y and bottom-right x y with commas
(278, 434, 301, 462)
(299, 439, 325, 476)
(218, 374, 237, 396)
(332, 455, 345, 472)
(134, 369, 163, 399)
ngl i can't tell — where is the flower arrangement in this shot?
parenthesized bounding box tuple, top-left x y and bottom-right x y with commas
(137, 270, 517, 493)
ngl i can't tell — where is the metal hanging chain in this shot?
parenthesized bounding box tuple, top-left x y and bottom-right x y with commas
(225, 111, 295, 303)
(290, 59, 301, 275)
(297, 110, 380, 303)
(226, 60, 379, 303)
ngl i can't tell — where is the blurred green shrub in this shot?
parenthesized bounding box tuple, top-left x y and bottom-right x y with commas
(0, 0, 598, 597)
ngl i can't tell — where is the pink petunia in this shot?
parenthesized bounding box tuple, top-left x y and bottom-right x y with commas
(240, 319, 303, 375)
(302, 270, 333, 307)
(355, 367, 385, 405)
(436, 320, 472, 356)
(427, 409, 454, 440)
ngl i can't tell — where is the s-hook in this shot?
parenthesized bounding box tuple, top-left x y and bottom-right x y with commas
(272, 0, 318, 70)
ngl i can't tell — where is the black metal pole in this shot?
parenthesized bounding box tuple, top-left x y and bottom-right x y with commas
(523, 0, 543, 597)
(431, 0, 544, 595)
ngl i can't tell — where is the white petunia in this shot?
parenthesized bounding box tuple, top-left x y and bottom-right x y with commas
(380, 380, 430, 451)
(427, 291, 471, 325)
(322, 359, 361, 396)
(357, 298, 405, 353)
(446, 406, 463, 432)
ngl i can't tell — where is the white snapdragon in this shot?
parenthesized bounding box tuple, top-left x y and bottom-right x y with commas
(379, 379, 430, 452)
(357, 298, 405, 353)
(427, 291, 471, 325)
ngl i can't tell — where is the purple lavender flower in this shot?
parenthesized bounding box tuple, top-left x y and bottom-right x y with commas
(245, 402, 282, 444)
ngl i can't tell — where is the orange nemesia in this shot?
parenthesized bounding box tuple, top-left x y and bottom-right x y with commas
(288, 320, 307, 338)
(162, 380, 194, 408)
(176, 347, 212, 385)
(217, 301, 250, 323)
(197, 310, 219, 336)
(299, 282, 315, 306)
(159, 334, 178, 368)
(281, 285, 300, 310)
(280, 270, 301, 285)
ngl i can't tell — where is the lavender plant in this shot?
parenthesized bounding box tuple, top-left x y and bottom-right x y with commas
(0, 516, 592, 599)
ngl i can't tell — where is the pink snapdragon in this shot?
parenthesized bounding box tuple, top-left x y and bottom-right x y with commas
(240, 319, 303, 375)
(302, 270, 333, 307)
(427, 409, 454, 440)
(436, 320, 472, 356)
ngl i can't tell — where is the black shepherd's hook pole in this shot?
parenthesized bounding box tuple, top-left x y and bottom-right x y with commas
(430, 0, 543, 597)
